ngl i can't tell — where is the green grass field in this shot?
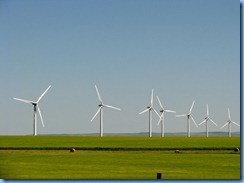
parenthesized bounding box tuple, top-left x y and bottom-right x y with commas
(0, 136, 240, 179)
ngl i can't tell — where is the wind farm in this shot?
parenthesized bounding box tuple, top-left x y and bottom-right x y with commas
(0, 0, 239, 180)
(4, 85, 239, 179)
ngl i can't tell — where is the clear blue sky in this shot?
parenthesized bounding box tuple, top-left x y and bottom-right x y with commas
(0, 0, 240, 135)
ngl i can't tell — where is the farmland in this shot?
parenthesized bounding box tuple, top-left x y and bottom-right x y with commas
(0, 136, 240, 179)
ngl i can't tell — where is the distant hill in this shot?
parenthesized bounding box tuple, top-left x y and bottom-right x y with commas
(41, 131, 240, 137)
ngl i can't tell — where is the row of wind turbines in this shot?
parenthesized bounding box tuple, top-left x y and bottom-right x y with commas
(13, 85, 240, 137)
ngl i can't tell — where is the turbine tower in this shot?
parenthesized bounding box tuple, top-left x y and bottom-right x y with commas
(90, 85, 121, 137)
(176, 100, 198, 137)
(139, 89, 160, 137)
(198, 104, 217, 137)
(13, 85, 51, 136)
(221, 108, 240, 137)
(156, 96, 176, 137)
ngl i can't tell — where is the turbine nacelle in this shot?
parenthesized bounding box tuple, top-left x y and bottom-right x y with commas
(32, 102, 38, 106)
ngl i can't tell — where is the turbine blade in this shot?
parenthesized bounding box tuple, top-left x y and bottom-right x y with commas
(221, 122, 229, 129)
(199, 119, 207, 126)
(190, 115, 198, 128)
(37, 85, 51, 103)
(156, 96, 164, 109)
(231, 121, 240, 127)
(152, 107, 160, 118)
(228, 108, 231, 120)
(139, 108, 149, 115)
(209, 118, 218, 126)
(91, 107, 101, 122)
(157, 113, 164, 126)
(189, 100, 195, 114)
(207, 104, 209, 116)
(175, 114, 188, 117)
(103, 104, 121, 111)
(13, 98, 33, 104)
(37, 106, 45, 127)
(165, 109, 176, 113)
(95, 85, 103, 103)
(150, 89, 153, 106)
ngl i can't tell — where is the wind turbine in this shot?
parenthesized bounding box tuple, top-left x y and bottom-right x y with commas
(176, 100, 198, 137)
(156, 96, 176, 137)
(139, 89, 160, 137)
(13, 85, 51, 136)
(221, 108, 240, 137)
(198, 104, 217, 137)
(90, 85, 121, 137)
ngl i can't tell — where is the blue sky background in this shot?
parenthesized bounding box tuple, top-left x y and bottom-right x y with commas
(0, 0, 240, 136)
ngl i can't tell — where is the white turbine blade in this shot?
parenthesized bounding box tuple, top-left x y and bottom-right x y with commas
(95, 85, 103, 103)
(199, 119, 207, 126)
(91, 107, 101, 122)
(37, 85, 51, 103)
(221, 122, 229, 129)
(176, 114, 188, 117)
(207, 104, 209, 116)
(209, 118, 218, 126)
(139, 108, 149, 115)
(231, 121, 240, 127)
(13, 98, 33, 104)
(228, 108, 231, 120)
(157, 113, 164, 126)
(156, 96, 164, 109)
(152, 107, 160, 118)
(190, 115, 198, 128)
(37, 106, 45, 127)
(165, 109, 176, 113)
(150, 89, 153, 106)
(103, 104, 121, 111)
(189, 100, 195, 114)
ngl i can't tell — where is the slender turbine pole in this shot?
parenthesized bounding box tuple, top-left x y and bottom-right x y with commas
(34, 105, 37, 136)
(149, 109, 152, 137)
(100, 107, 103, 137)
(187, 116, 190, 137)
(228, 123, 231, 137)
(161, 115, 164, 137)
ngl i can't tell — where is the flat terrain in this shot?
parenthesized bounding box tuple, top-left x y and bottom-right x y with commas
(0, 136, 240, 179)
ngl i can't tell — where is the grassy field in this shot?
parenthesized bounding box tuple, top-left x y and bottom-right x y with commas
(0, 136, 240, 179)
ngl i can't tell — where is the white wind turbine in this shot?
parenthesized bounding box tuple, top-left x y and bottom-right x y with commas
(156, 96, 176, 137)
(221, 108, 240, 137)
(176, 101, 198, 137)
(90, 85, 121, 137)
(198, 104, 217, 137)
(13, 85, 51, 136)
(139, 89, 160, 137)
